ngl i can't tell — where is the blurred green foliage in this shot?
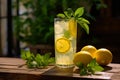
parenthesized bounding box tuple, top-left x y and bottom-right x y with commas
(13, 0, 106, 45)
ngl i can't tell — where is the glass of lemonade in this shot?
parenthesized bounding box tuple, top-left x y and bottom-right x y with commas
(54, 18, 77, 68)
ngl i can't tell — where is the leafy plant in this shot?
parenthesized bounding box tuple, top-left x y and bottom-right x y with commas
(13, 0, 106, 45)
(76, 59, 104, 75)
(57, 7, 90, 34)
(21, 50, 55, 68)
(13, 0, 82, 45)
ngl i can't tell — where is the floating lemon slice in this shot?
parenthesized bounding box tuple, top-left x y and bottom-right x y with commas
(55, 38, 70, 53)
(68, 18, 77, 38)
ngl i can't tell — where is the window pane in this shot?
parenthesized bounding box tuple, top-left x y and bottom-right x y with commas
(1, 19, 8, 56)
(1, 0, 7, 17)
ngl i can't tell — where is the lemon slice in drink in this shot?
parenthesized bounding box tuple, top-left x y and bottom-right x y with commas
(68, 18, 77, 38)
(55, 38, 70, 53)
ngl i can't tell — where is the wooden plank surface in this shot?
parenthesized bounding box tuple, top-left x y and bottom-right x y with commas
(41, 63, 120, 80)
(0, 57, 25, 66)
(0, 57, 54, 75)
(41, 66, 113, 80)
(0, 57, 120, 80)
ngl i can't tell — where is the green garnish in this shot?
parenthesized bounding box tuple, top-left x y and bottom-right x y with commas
(77, 59, 104, 76)
(21, 50, 55, 68)
(57, 7, 90, 34)
(64, 30, 71, 39)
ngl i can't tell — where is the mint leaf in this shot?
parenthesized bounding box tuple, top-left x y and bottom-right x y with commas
(35, 54, 42, 63)
(64, 30, 71, 39)
(87, 58, 99, 67)
(82, 23, 89, 34)
(87, 59, 104, 73)
(56, 7, 90, 34)
(21, 50, 27, 59)
(57, 13, 66, 18)
(80, 67, 88, 76)
(25, 51, 32, 59)
(35, 54, 46, 67)
(76, 62, 84, 68)
(77, 59, 104, 76)
(74, 7, 84, 18)
(64, 8, 74, 19)
(77, 21, 89, 34)
(21, 50, 55, 68)
(21, 50, 34, 60)
(93, 65, 104, 72)
(48, 57, 55, 64)
(78, 18, 90, 24)
(27, 60, 37, 68)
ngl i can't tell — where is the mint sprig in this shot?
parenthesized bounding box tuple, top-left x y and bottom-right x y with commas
(64, 30, 71, 39)
(21, 50, 55, 68)
(57, 7, 90, 34)
(77, 59, 104, 76)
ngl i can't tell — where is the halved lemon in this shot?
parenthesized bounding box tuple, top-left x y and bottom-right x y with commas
(55, 38, 70, 53)
(68, 18, 77, 38)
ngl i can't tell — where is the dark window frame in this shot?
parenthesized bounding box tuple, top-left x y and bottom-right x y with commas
(0, 0, 20, 57)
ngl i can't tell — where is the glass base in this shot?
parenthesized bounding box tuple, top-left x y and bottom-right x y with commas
(56, 64, 74, 68)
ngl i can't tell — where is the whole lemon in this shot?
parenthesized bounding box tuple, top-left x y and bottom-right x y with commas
(81, 45, 97, 58)
(73, 51, 93, 66)
(94, 48, 113, 66)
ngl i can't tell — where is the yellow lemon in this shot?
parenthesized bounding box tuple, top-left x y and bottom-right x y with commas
(94, 48, 113, 66)
(73, 51, 93, 66)
(81, 45, 97, 58)
(55, 38, 70, 53)
(68, 18, 77, 38)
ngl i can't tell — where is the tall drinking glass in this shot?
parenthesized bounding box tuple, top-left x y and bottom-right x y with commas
(54, 18, 77, 68)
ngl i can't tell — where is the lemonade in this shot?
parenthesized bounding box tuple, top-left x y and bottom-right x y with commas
(54, 18, 77, 68)
(54, 7, 90, 68)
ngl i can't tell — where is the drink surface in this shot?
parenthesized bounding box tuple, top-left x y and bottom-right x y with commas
(54, 18, 77, 68)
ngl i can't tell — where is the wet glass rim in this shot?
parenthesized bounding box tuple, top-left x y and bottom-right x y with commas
(54, 18, 68, 22)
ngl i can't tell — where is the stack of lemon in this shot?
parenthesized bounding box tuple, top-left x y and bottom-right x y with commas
(73, 45, 113, 66)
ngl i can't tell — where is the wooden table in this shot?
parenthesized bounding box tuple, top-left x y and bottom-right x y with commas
(0, 57, 120, 80)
